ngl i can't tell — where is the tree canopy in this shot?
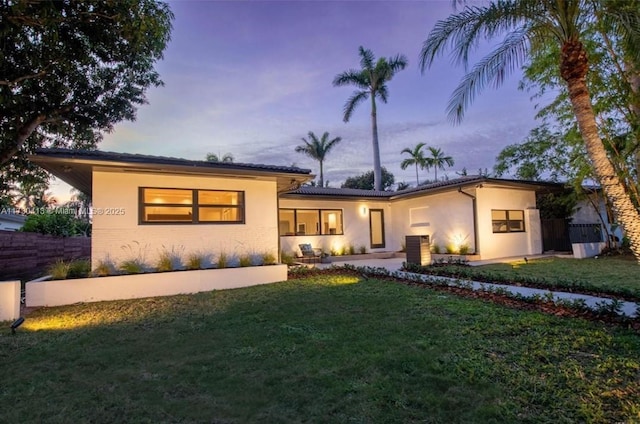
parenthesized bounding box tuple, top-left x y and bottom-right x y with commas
(342, 167, 395, 191)
(1, 0, 174, 202)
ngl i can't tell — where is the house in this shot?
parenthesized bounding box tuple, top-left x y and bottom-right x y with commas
(29, 149, 312, 269)
(572, 186, 624, 246)
(30, 148, 560, 267)
(280, 177, 559, 260)
(0, 212, 26, 231)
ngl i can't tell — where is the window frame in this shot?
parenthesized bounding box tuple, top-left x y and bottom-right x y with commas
(491, 209, 525, 233)
(278, 208, 344, 236)
(139, 187, 245, 225)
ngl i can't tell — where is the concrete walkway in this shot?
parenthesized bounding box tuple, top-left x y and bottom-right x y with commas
(317, 257, 638, 318)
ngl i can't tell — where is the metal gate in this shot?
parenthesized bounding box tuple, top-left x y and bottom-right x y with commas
(541, 219, 571, 252)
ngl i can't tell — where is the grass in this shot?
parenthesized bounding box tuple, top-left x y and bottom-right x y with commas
(3, 276, 640, 423)
(412, 255, 640, 300)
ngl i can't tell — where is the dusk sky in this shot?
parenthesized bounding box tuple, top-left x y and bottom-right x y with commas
(53, 0, 549, 198)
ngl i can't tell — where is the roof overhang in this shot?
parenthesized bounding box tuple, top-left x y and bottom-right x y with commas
(29, 150, 313, 196)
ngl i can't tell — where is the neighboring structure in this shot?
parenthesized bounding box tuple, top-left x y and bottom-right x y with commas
(30, 149, 561, 266)
(572, 186, 624, 246)
(0, 212, 26, 231)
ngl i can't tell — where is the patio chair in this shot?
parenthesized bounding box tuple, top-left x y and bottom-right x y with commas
(298, 243, 323, 264)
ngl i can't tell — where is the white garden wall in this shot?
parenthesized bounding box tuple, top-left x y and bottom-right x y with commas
(92, 171, 279, 270)
(26, 265, 287, 307)
(0, 280, 20, 321)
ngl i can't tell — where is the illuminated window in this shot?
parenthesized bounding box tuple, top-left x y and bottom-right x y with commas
(492, 209, 525, 233)
(140, 188, 244, 224)
(278, 209, 343, 236)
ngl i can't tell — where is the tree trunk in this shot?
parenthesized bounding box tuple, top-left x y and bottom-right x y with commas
(319, 160, 324, 188)
(0, 114, 46, 166)
(415, 163, 419, 185)
(370, 94, 382, 191)
(562, 40, 640, 263)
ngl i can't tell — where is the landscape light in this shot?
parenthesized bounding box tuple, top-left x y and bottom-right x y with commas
(10, 317, 25, 335)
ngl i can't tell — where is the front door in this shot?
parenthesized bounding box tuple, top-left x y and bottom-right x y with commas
(369, 209, 385, 249)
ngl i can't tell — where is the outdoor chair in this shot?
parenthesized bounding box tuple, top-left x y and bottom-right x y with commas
(298, 243, 323, 264)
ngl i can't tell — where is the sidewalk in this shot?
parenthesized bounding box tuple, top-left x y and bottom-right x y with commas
(316, 256, 638, 318)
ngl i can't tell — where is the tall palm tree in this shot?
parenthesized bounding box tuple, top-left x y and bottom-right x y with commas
(333, 46, 407, 191)
(295, 131, 342, 187)
(400, 142, 429, 185)
(426, 147, 455, 181)
(206, 152, 234, 163)
(419, 0, 640, 263)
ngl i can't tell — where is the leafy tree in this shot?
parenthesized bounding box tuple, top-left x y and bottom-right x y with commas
(20, 212, 91, 237)
(426, 146, 454, 181)
(294, 131, 342, 187)
(206, 153, 234, 163)
(419, 0, 640, 262)
(400, 142, 429, 185)
(0, 0, 173, 199)
(342, 167, 395, 191)
(333, 46, 407, 191)
(15, 178, 57, 210)
(396, 181, 411, 191)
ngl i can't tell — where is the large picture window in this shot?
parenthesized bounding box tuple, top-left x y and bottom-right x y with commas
(492, 209, 524, 233)
(140, 188, 244, 224)
(279, 209, 343, 236)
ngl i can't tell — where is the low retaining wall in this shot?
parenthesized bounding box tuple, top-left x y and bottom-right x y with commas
(572, 242, 606, 259)
(26, 265, 287, 307)
(0, 280, 21, 321)
(0, 231, 90, 281)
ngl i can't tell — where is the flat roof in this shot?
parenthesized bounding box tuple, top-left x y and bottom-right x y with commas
(29, 148, 314, 195)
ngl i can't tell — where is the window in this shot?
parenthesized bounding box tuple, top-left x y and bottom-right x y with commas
(140, 188, 244, 224)
(278, 209, 343, 236)
(492, 209, 525, 233)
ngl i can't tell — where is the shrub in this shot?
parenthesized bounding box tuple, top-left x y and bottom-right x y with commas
(21, 212, 91, 237)
(216, 252, 228, 269)
(445, 244, 457, 254)
(119, 259, 145, 274)
(262, 251, 277, 265)
(281, 251, 295, 266)
(93, 258, 116, 277)
(348, 245, 356, 255)
(156, 246, 183, 272)
(431, 244, 441, 254)
(458, 244, 471, 255)
(359, 245, 367, 254)
(48, 260, 70, 280)
(67, 259, 91, 278)
(186, 252, 208, 270)
(239, 254, 252, 267)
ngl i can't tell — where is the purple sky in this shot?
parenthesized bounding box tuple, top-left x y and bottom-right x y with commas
(53, 0, 546, 197)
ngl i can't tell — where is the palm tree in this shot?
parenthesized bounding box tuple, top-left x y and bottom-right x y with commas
(333, 46, 407, 191)
(206, 152, 234, 163)
(400, 142, 429, 185)
(294, 131, 342, 187)
(426, 147, 455, 181)
(419, 0, 640, 263)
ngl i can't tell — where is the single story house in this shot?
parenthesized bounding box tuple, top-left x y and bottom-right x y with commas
(279, 177, 560, 260)
(30, 149, 561, 267)
(29, 149, 312, 269)
(0, 212, 26, 231)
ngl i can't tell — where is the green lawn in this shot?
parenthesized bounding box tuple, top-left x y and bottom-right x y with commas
(2, 275, 639, 423)
(420, 255, 640, 299)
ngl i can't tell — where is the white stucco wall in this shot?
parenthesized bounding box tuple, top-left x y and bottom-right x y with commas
(278, 198, 393, 255)
(476, 186, 541, 260)
(92, 171, 278, 270)
(391, 190, 476, 253)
